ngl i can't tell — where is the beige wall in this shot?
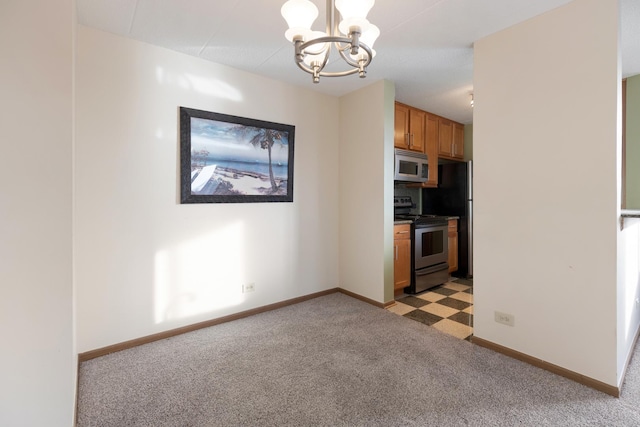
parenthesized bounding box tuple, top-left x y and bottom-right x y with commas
(75, 26, 341, 352)
(473, 0, 620, 385)
(0, 0, 75, 425)
(338, 80, 395, 303)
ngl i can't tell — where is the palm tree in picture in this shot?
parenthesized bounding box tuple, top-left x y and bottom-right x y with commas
(232, 126, 286, 193)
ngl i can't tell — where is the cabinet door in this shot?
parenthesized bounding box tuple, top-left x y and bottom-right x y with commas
(408, 108, 425, 152)
(448, 232, 458, 273)
(394, 239, 411, 289)
(425, 114, 439, 187)
(394, 103, 410, 149)
(453, 123, 464, 159)
(438, 119, 453, 157)
(448, 219, 458, 273)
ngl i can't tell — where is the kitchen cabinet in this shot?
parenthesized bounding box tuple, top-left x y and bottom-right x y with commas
(448, 219, 458, 273)
(452, 123, 464, 159)
(405, 112, 439, 189)
(424, 114, 439, 187)
(394, 224, 411, 293)
(438, 118, 464, 160)
(394, 103, 425, 152)
(438, 118, 454, 157)
(396, 100, 465, 188)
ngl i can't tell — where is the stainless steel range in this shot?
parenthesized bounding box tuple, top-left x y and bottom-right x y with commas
(394, 196, 449, 294)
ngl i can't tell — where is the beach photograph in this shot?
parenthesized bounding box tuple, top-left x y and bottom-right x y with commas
(187, 115, 292, 199)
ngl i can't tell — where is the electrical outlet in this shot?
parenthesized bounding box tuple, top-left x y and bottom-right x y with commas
(494, 311, 515, 327)
(243, 283, 255, 293)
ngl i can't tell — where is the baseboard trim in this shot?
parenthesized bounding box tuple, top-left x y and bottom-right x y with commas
(78, 288, 340, 362)
(472, 336, 620, 397)
(337, 288, 387, 308)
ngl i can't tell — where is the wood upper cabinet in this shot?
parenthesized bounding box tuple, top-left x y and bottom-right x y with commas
(452, 123, 464, 159)
(438, 118, 464, 160)
(438, 118, 454, 157)
(394, 103, 410, 149)
(395, 100, 465, 185)
(424, 113, 439, 187)
(394, 102, 425, 152)
(408, 108, 426, 152)
(448, 219, 458, 273)
(394, 224, 411, 292)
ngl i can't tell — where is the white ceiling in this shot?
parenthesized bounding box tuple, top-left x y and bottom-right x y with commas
(77, 0, 640, 125)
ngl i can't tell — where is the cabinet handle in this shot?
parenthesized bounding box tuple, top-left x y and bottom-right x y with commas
(406, 133, 410, 146)
(395, 245, 398, 260)
(410, 134, 414, 147)
(396, 231, 409, 234)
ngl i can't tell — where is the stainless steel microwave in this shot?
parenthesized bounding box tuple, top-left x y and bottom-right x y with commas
(394, 148, 428, 183)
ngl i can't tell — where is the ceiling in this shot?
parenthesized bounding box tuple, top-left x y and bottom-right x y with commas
(77, 0, 640, 125)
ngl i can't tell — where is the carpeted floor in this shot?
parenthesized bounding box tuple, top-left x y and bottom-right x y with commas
(77, 292, 640, 426)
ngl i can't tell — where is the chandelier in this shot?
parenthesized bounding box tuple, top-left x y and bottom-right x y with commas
(281, 0, 379, 83)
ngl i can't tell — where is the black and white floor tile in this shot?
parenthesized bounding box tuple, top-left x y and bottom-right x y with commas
(387, 278, 473, 340)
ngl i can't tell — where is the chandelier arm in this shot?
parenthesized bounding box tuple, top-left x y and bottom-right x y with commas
(295, 56, 360, 78)
(295, 60, 317, 75)
(337, 42, 373, 68)
(317, 68, 361, 77)
(299, 35, 351, 52)
(318, 45, 331, 71)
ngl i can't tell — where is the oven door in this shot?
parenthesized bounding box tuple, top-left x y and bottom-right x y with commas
(414, 224, 448, 270)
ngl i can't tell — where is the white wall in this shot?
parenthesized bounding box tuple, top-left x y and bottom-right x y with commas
(75, 26, 340, 352)
(338, 80, 395, 303)
(617, 216, 640, 385)
(473, 0, 620, 385)
(0, 1, 75, 425)
(618, 74, 640, 385)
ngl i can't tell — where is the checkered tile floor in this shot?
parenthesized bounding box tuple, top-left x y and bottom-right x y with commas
(387, 278, 473, 341)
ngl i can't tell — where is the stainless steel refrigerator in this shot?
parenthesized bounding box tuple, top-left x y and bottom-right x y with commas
(422, 161, 473, 278)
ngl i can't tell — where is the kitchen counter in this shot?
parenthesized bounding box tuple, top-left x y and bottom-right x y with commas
(394, 220, 413, 225)
(394, 215, 458, 225)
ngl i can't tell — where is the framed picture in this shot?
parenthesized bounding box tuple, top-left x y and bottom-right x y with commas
(180, 107, 295, 204)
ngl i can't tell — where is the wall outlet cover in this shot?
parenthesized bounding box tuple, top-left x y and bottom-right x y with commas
(494, 311, 515, 327)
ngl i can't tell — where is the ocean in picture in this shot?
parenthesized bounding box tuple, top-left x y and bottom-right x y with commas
(209, 159, 288, 179)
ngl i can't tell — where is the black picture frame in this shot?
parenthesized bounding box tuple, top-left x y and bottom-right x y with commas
(180, 107, 295, 204)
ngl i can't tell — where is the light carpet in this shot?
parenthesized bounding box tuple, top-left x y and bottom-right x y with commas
(77, 293, 640, 426)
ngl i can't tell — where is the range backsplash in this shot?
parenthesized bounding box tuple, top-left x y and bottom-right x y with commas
(394, 183, 421, 214)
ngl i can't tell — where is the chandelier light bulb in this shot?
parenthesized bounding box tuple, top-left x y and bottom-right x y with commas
(360, 24, 379, 49)
(336, 0, 374, 34)
(281, 0, 319, 41)
(350, 24, 379, 60)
